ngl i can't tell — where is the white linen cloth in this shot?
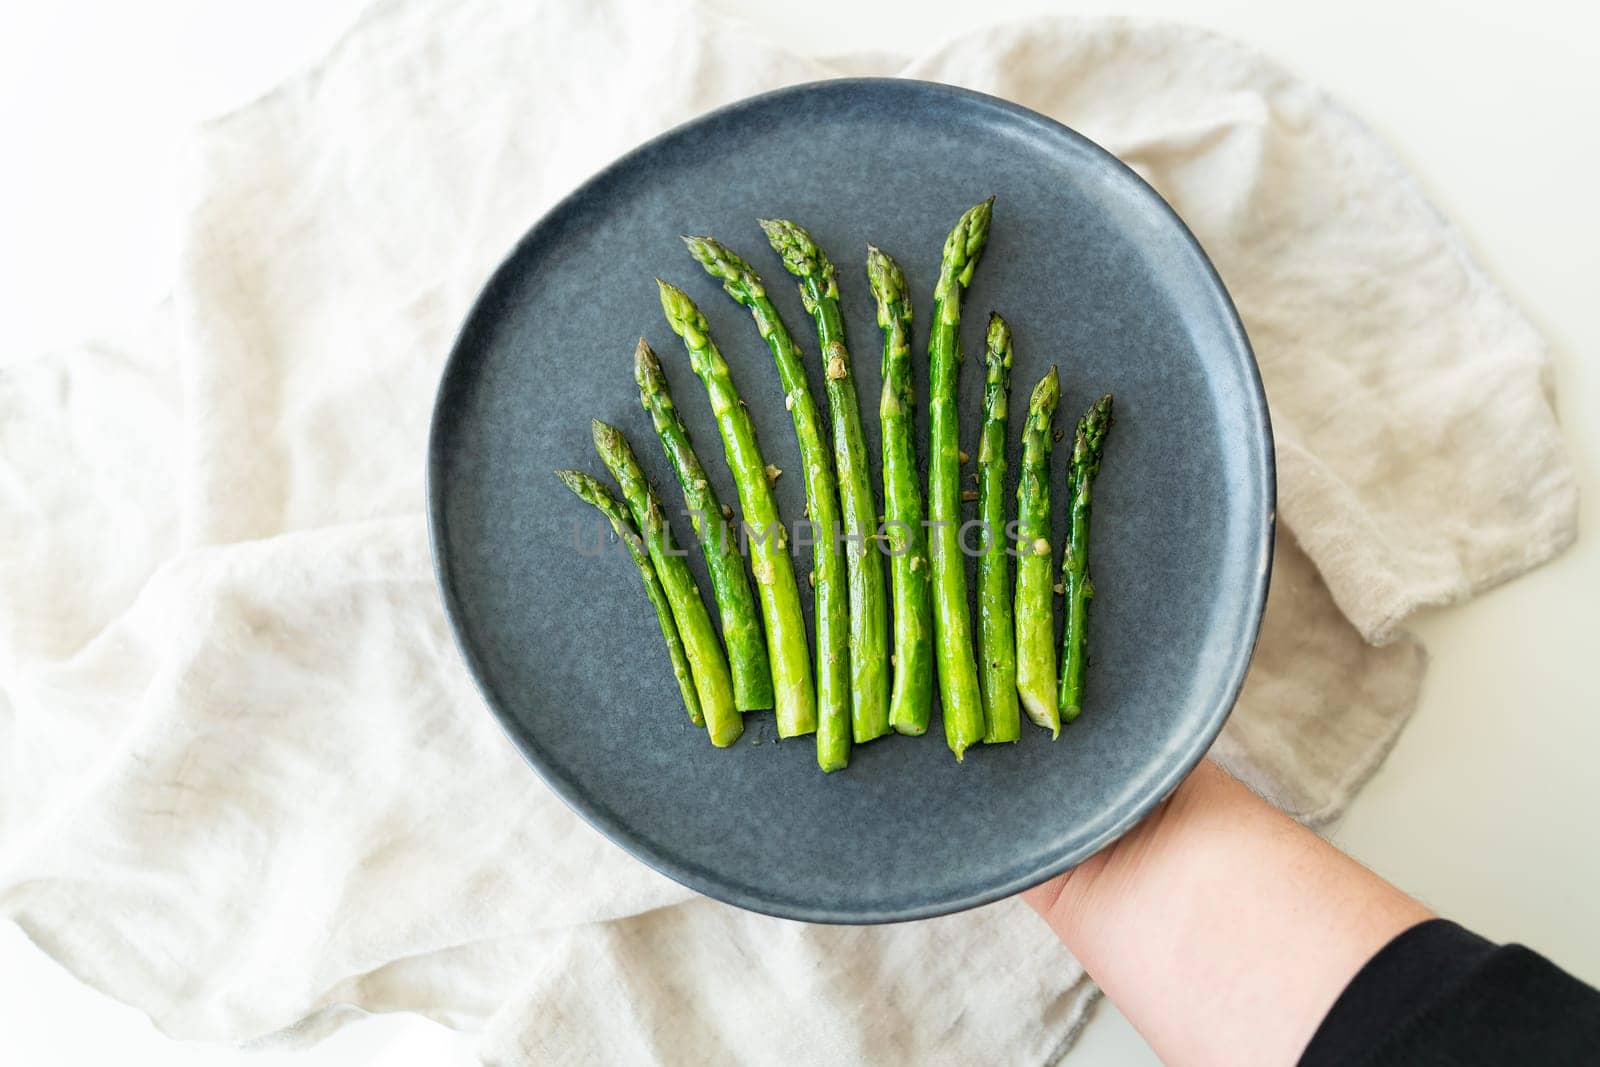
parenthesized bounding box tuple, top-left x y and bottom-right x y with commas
(0, 0, 1576, 1061)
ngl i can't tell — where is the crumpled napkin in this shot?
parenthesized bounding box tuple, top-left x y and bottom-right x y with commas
(0, 0, 1574, 1061)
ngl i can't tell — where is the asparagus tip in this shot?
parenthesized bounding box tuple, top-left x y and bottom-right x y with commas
(985, 311, 1011, 359)
(683, 234, 766, 298)
(633, 337, 663, 386)
(556, 468, 614, 511)
(1029, 365, 1060, 413)
(590, 418, 619, 454)
(680, 234, 711, 261)
(656, 278, 696, 330)
(759, 217, 827, 280)
(756, 219, 786, 255)
(1072, 393, 1115, 473)
(1084, 392, 1113, 429)
(941, 197, 996, 291)
(864, 245, 908, 319)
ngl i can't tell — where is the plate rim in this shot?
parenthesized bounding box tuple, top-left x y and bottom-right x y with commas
(426, 76, 1277, 925)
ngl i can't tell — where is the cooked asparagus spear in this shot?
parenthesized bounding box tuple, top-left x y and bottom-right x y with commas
(865, 246, 933, 737)
(657, 280, 818, 739)
(589, 422, 743, 747)
(759, 219, 890, 745)
(557, 469, 703, 728)
(634, 338, 773, 712)
(681, 236, 850, 770)
(1014, 366, 1061, 737)
(977, 314, 1020, 743)
(927, 198, 993, 760)
(1059, 394, 1114, 723)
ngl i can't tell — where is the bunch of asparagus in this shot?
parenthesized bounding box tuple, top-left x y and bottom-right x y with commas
(557, 200, 1115, 771)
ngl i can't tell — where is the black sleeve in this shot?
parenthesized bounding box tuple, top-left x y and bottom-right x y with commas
(1300, 918, 1600, 1066)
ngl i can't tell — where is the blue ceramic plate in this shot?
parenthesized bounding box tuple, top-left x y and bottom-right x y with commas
(428, 79, 1274, 923)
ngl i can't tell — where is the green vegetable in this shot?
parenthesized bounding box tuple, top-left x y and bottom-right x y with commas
(1014, 366, 1061, 736)
(634, 338, 773, 711)
(556, 469, 703, 728)
(865, 245, 933, 737)
(977, 314, 1020, 743)
(658, 280, 818, 739)
(682, 235, 849, 770)
(1059, 394, 1114, 723)
(927, 198, 993, 760)
(588, 423, 743, 746)
(759, 219, 890, 745)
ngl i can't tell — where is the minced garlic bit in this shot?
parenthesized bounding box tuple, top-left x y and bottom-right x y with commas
(1032, 537, 1050, 556)
(766, 464, 782, 483)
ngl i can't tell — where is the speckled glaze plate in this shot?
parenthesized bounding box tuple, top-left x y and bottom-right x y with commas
(428, 79, 1274, 923)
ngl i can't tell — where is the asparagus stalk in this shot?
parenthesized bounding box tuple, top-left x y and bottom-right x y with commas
(1014, 366, 1061, 737)
(976, 314, 1020, 743)
(927, 198, 993, 760)
(681, 236, 850, 770)
(1059, 394, 1114, 723)
(589, 422, 743, 747)
(865, 246, 933, 737)
(634, 338, 773, 712)
(557, 469, 703, 728)
(657, 280, 818, 739)
(759, 219, 890, 744)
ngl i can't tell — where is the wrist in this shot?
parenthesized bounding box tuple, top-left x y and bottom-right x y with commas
(1024, 758, 1227, 942)
(1023, 759, 1433, 1066)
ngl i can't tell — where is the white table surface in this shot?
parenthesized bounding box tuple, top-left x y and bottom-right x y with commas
(2, 1, 1596, 1062)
